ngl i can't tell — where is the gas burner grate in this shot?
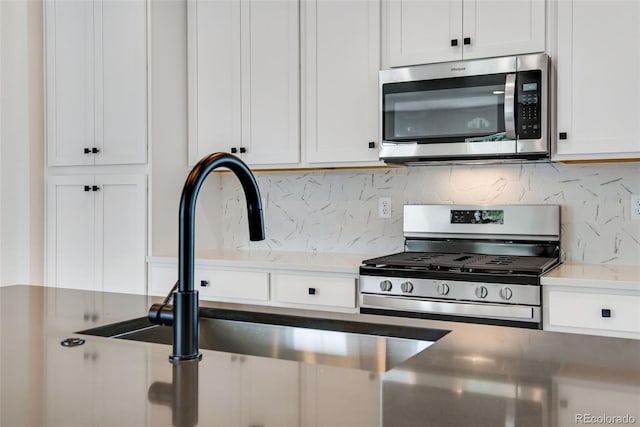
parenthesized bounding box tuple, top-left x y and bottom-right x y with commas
(362, 252, 558, 275)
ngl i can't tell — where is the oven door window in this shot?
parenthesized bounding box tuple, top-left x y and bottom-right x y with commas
(383, 74, 509, 144)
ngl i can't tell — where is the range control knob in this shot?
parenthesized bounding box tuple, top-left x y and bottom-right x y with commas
(475, 286, 488, 299)
(499, 287, 513, 301)
(400, 281, 414, 293)
(437, 283, 450, 296)
(379, 280, 393, 292)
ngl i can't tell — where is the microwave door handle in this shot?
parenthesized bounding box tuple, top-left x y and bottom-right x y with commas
(504, 73, 517, 139)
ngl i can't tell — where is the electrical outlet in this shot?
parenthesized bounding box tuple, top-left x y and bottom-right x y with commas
(631, 194, 640, 220)
(378, 197, 391, 219)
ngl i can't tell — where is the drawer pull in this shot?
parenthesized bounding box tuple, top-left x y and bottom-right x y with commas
(200, 280, 209, 288)
(308, 287, 317, 295)
(601, 308, 612, 318)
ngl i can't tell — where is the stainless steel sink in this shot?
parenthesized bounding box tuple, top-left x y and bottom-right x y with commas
(79, 308, 448, 372)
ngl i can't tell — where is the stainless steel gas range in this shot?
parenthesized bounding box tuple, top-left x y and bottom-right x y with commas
(359, 204, 561, 329)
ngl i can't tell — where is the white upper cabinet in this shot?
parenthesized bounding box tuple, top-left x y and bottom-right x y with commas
(188, 0, 300, 167)
(302, 0, 381, 164)
(554, 0, 640, 161)
(45, 0, 147, 166)
(384, 0, 546, 67)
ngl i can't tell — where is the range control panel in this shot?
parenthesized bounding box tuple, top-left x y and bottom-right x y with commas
(516, 70, 542, 140)
(450, 209, 504, 225)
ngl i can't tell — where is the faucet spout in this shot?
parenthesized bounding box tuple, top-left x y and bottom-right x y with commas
(154, 152, 265, 362)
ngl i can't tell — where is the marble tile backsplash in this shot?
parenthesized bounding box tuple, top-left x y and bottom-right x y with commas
(220, 162, 640, 265)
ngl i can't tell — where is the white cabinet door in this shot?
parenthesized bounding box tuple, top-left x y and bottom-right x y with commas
(47, 176, 96, 290)
(46, 175, 146, 294)
(462, 0, 545, 60)
(96, 0, 147, 165)
(555, 0, 640, 160)
(303, 0, 381, 164)
(385, 0, 462, 67)
(96, 175, 147, 294)
(188, 0, 299, 167)
(241, 0, 300, 165)
(383, 0, 545, 67)
(45, 0, 95, 166)
(45, 0, 147, 166)
(187, 0, 241, 166)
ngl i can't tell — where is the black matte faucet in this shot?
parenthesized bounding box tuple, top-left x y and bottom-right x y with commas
(148, 152, 265, 362)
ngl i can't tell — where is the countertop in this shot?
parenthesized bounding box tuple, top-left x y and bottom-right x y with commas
(1, 285, 639, 427)
(541, 263, 640, 290)
(147, 248, 380, 274)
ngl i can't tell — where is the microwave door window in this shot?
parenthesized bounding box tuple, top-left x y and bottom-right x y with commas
(383, 75, 507, 144)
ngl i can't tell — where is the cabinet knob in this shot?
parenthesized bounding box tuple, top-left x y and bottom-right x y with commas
(308, 287, 317, 295)
(84, 185, 92, 192)
(200, 280, 209, 288)
(463, 37, 471, 45)
(601, 308, 612, 318)
(84, 148, 92, 154)
(231, 147, 238, 154)
(559, 132, 568, 140)
(239, 147, 247, 154)
(368, 141, 376, 149)
(92, 185, 100, 192)
(450, 39, 458, 47)
(92, 147, 100, 154)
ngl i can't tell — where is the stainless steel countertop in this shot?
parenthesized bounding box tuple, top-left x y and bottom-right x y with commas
(1, 285, 639, 427)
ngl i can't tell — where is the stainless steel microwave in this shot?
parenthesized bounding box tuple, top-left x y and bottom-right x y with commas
(379, 53, 549, 164)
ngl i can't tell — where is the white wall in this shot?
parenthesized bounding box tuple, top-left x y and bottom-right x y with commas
(0, 0, 44, 286)
(150, 0, 222, 258)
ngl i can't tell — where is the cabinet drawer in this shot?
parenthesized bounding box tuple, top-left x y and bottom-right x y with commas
(196, 268, 269, 302)
(273, 274, 356, 309)
(547, 290, 640, 334)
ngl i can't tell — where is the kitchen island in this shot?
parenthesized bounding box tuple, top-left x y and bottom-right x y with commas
(1, 285, 639, 426)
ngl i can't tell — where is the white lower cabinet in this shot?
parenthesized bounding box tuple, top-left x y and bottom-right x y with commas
(272, 273, 357, 311)
(46, 174, 146, 294)
(148, 260, 358, 313)
(197, 267, 269, 303)
(544, 286, 640, 339)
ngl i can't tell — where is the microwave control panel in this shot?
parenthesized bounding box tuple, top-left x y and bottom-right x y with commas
(516, 70, 542, 140)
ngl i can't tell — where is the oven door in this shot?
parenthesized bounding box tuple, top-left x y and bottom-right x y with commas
(360, 294, 542, 329)
(378, 54, 548, 163)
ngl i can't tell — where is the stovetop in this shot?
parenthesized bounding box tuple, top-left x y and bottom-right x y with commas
(362, 251, 559, 276)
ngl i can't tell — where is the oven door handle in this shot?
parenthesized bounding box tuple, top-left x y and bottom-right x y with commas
(504, 73, 517, 140)
(361, 294, 535, 320)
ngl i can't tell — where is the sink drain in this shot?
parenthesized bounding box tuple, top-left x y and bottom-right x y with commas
(60, 337, 85, 347)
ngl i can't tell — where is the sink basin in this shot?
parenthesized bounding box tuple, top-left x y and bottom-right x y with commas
(79, 308, 448, 372)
